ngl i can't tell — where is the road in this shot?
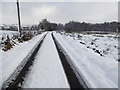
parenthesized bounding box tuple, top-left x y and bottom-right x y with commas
(22, 32, 70, 88)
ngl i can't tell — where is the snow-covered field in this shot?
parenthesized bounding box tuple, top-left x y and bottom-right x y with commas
(1, 30, 118, 88)
(54, 32, 118, 88)
(62, 32, 118, 61)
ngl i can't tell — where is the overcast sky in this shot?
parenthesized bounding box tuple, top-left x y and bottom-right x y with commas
(1, 1, 118, 25)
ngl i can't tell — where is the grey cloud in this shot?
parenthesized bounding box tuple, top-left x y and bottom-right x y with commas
(1, 2, 118, 25)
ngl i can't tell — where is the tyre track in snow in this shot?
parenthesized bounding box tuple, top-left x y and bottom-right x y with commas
(52, 33, 87, 89)
(22, 32, 69, 88)
(2, 33, 47, 90)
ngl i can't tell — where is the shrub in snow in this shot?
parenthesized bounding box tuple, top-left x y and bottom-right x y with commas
(18, 32, 34, 43)
(2, 35, 14, 51)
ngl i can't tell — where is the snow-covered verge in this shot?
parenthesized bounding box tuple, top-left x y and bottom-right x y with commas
(62, 32, 118, 61)
(0, 32, 47, 89)
(53, 32, 118, 88)
(22, 33, 69, 88)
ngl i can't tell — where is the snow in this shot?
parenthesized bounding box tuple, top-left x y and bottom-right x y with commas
(77, 34, 118, 61)
(53, 32, 118, 88)
(0, 30, 20, 49)
(0, 30, 19, 42)
(0, 30, 18, 35)
(0, 32, 47, 89)
(0, 50, 2, 89)
(22, 32, 69, 88)
(0, 30, 39, 49)
(65, 32, 118, 61)
(1, 30, 118, 88)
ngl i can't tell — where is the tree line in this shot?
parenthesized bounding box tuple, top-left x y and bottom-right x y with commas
(1, 19, 119, 32)
(38, 19, 119, 32)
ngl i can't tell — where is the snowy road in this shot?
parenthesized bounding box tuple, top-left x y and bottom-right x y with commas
(22, 32, 69, 88)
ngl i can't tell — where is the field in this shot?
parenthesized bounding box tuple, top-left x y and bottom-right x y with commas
(63, 32, 118, 61)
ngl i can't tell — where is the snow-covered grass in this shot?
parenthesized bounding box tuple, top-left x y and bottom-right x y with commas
(1, 32, 47, 89)
(54, 32, 118, 88)
(62, 32, 118, 61)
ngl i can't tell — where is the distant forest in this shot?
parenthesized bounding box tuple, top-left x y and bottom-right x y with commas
(38, 19, 119, 32)
(1, 19, 119, 32)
